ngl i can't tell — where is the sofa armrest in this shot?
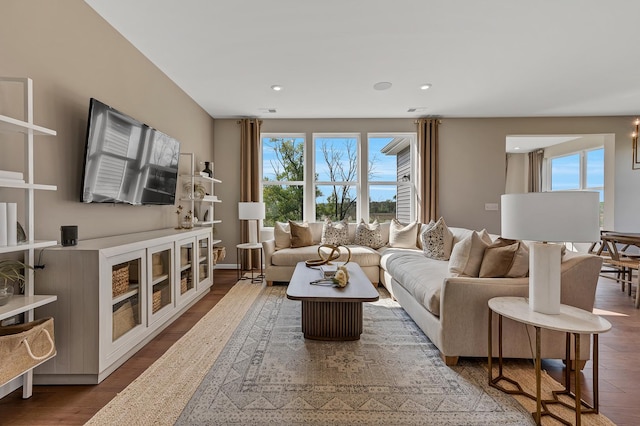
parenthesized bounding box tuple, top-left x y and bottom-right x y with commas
(262, 239, 276, 266)
(439, 277, 529, 330)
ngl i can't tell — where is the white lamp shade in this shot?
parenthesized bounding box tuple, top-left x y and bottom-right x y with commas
(238, 202, 265, 220)
(501, 192, 600, 243)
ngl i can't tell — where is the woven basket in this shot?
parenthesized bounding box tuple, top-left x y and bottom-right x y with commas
(112, 300, 135, 340)
(112, 264, 130, 297)
(181, 276, 188, 294)
(152, 290, 162, 313)
(0, 317, 56, 386)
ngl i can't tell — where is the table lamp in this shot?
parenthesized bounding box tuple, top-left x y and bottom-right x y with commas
(238, 202, 265, 244)
(501, 192, 600, 314)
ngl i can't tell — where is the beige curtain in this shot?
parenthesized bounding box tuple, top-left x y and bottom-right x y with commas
(239, 118, 262, 269)
(528, 149, 544, 192)
(417, 118, 439, 223)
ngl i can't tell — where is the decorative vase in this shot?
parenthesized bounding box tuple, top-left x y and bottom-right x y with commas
(0, 283, 14, 306)
(202, 162, 213, 178)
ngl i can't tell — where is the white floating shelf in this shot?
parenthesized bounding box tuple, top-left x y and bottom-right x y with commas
(0, 114, 56, 136)
(0, 295, 58, 321)
(0, 240, 57, 254)
(0, 182, 57, 190)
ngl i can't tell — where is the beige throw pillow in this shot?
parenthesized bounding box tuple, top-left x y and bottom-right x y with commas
(274, 221, 291, 250)
(448, 231, 490, 277)
(321, 219, 350, 245)
(389, 219, 420, 249)
(355, 219, 384, 249)
(479, 238, 529, 278)
(289, 221, 313, 248)
(420, 217, 454, 260)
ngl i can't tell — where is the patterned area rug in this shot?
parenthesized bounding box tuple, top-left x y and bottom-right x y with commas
(175, 285, 531, 425)
(88, 281, 614, 425)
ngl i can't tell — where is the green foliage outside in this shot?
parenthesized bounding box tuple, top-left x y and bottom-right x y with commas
(263, 137, 397, 225)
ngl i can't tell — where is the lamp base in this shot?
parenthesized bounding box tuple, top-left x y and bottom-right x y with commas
(529, 242, 562, 315)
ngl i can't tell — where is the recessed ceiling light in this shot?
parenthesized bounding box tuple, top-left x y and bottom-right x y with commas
(420, 84, 432, 90)
(514, 147, 521, 150)
(373, 82, 392, 91)
(271, 85, 283, 91)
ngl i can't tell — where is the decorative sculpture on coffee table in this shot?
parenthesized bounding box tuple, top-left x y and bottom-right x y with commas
(305, 244, 352, 267)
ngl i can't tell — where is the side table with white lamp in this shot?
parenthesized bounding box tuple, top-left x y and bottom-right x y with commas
(491, 191, 609, 425)
(488, 296, 611, 426)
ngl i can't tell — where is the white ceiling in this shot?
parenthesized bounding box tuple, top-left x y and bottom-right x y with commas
(85, 0, 640, 119)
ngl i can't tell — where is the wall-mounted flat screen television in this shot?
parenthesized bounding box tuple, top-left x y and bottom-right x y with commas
(80, 98, 181, 205)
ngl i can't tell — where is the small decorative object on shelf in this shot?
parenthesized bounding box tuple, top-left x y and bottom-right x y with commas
(175, 205, 184, 229)
(201, 161, 213, 178)
(0, 259, 33, 305)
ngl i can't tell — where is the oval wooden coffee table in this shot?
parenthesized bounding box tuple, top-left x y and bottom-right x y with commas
(286, 261, 379, 340)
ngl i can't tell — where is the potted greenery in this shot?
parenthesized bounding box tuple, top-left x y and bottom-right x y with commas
(0, 259, 32, 306)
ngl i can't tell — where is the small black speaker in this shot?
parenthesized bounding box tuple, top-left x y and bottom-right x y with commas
(61, 225, 78, 246)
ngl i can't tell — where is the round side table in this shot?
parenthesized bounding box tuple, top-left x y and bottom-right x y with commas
(488, 296, 611, 426)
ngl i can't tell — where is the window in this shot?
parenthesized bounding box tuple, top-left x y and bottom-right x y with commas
(368, 135, 414, 223)
(260, 131, 416, 226)
(548, 147, 604, 225)
(313, 134, 359, 221)
(261, 134, 305, 227)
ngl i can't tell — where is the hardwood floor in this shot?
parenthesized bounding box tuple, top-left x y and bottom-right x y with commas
(0, 271, 638, 425)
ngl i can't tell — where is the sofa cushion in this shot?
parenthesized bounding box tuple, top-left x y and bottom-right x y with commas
(274, 221, 291, 250)
(448, 231, 491, 277)
(382, 250, 448, 316)
(479, 238, 529, 278)
(271, 244, 380, 267)
(289, 221, 313, 248)
(389, 219, 420, 249)
(321, 219, 350, 245)
(420, 217, 454, 260)
(355, 219, 384, 249)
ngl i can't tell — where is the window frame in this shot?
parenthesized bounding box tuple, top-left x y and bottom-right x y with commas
(260, 133, 307, 226)
(546, 146, 604, 195)
(259, 131, 418, 228)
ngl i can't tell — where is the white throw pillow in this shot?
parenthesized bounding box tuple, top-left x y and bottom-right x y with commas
(321, 219, 350, 245)
(274, 221, 291, 250)
(420, 217, 454, 260)
(389, 219, 420, 249)
(355, 219, 384, 249)
(448, 231, 490, 277)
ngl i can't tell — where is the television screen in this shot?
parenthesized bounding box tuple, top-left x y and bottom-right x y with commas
(80, 98, 180, 205)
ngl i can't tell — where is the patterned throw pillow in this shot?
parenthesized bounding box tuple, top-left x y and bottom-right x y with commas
(321, 219, 350, 245)
(355, 219, 384, 249)
(420, 217, 454, 260)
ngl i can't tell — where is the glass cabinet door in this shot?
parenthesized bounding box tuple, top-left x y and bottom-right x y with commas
(148, 242, 174, 324)
(197, 234, 212, 291)
(111, 255, 143, 342)
(176, 238, 195, 305)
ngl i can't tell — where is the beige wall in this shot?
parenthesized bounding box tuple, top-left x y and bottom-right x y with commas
(0, 1, 215, 242)
(439, 117, 632, 233)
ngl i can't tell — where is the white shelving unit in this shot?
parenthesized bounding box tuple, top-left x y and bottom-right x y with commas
(0, 77, 58, 399)
(178, 152, 222, 245)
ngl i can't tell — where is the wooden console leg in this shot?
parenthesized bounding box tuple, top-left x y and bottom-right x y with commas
(441, 354, 459, 366)
(267, 281, 273, 286)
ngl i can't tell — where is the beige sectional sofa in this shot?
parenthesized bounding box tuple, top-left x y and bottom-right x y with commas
(262, 221, 603, 366)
